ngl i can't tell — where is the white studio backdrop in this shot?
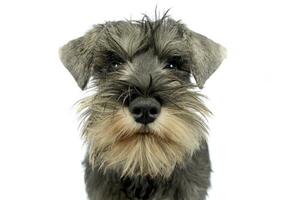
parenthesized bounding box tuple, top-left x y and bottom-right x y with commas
(0, 0, 299, 199)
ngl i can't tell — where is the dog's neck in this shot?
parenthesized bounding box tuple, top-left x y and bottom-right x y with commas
(84, 144, 210, 200)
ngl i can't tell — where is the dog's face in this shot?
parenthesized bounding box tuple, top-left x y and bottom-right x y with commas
(60, 16, 225, 178)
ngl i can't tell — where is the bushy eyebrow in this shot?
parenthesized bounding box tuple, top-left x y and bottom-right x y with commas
(99, 15, 190, 62)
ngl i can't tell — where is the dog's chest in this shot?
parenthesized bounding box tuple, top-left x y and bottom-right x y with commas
(121, 176, 160, 200)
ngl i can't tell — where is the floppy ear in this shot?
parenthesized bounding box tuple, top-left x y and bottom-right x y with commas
(189, 31, 226, 88)
(59, 36, 93, 90)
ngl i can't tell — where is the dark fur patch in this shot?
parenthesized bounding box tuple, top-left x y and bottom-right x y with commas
(84, 144, 211, 200)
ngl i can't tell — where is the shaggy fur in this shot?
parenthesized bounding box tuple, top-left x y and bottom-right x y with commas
(60, 12, 225, 200)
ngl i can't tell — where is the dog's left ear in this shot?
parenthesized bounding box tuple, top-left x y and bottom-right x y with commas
(188, 31, 226, 88)
(59, 36, 93, 90)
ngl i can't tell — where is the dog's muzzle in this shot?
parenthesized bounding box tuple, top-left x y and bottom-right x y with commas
(129, 97, 161, 124)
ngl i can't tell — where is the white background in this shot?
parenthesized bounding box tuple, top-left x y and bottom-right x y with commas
(1, 0, 300, 199)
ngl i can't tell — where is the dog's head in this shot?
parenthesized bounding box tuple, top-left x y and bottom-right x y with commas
(60, 14, 226, 178)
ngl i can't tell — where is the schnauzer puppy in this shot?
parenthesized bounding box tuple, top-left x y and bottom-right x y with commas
(59, 13, 226, 200)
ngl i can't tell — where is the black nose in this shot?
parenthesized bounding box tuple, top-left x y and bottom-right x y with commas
(129, 97, 161, 124)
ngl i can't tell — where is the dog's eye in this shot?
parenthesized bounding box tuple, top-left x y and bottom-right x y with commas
(107, 62, 122, 72)
(164, 56, 182, 70)
(164, 63, 177, 70)
(101, 50, 125, 73)
(163, 56, 190, 73)
(112, 62, 120, 69)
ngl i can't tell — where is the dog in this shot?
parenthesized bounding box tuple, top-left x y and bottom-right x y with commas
(59, 12, 226, 200)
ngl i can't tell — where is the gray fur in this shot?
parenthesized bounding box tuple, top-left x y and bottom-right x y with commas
(189, 31, 226, 88)
(60, 13, 225, 200)
(59, 15, 226, 90)
(84, 144, 210, 200)
(60, 36, 93, 89)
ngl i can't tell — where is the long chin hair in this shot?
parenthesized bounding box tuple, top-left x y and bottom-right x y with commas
(77, 79, 210, 178)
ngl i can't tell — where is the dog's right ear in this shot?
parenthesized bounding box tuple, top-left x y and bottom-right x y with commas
(59, 36, 93, 90)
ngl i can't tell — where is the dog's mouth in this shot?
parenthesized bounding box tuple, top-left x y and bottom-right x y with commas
(136, 125, 153, 135)
(112, 123, 159, 141)
(84, 106, 207, 177)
